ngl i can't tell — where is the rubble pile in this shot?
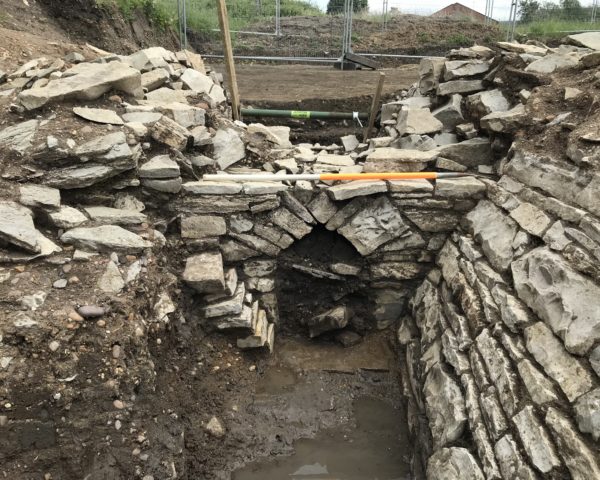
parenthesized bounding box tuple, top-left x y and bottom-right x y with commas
(0, 29, 599, 479)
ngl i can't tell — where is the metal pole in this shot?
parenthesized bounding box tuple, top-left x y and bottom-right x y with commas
(275, 0, 281, 35)
(177, 0, 183, 49)
(241, 108, 368, 120)
(182, 0, 188, 49)
(382, 0, 388, 31)
(591, 0, 598, 23)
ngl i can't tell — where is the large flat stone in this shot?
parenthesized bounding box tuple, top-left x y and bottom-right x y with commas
(525, 53, 579, 74)
(19, 184, 60, 210)
(436, 79, 484, 96)
(444, 59, 490, 80)
(364, 148, 437, 172)
(182, 180, 242, 195)
(182, 252, 225, 293)
(73, 107, 124, 125)
(426, 447, 484, 480)
(0, 202, 40, 253)
(305, 305, 348, 338)
(0, 120, 39, 154)
(545, 407, 600, 480)
(139, 154, 180, 179)
(49, 206, 88, 229)
(465, 200, 519, 271)
(436, 138, 493, 167)
(494, 434, 538, 480)
(45, 164, 133, 189)
(84, 206, 146, 226)
(568, 31, 600, 50)
(60, 225, 151, 252)
(18, 61, 142, 110)
(396, 108, 443, 136)
(181, 215, 226, 239)
(213, 128, 245, 169)
(337, 196, 408, 255)
(574, 388, 600, 441)
(435, 177, 486, 198)
(513, 247, 600, 355)
(424, 364, 467, 448)
(328, 180, 387, 200)
(270, 208, 312, 239)
(524, 322, 593, 402)
(512, 405, 561, 474)
(481, 104, 527, 133)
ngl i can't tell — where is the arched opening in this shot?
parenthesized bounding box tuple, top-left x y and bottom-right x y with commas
(275, 224, 372, 339)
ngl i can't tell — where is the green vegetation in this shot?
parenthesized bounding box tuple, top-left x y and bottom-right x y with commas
(517, 0, 599, 38)
(97, 0, 175, 28)
(99, 0, 323, 33)
(446, 32, 473, 46)
(326, 0, 367, 14)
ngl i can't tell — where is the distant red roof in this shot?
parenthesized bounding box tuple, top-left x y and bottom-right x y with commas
(431, 2, 495, 23)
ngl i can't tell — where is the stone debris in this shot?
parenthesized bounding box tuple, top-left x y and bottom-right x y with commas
(182, 252, 225, 293)
(305, 305, 349, 338)
(73, 107, 124, 125)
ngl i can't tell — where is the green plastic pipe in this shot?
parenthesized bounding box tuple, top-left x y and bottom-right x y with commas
(241, 108, 369, 120)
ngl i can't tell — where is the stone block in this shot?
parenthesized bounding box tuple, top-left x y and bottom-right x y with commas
(513, 405, 561, 474)
(465, 200, 519, 271)
(182, 252, 225, 293)
(545, 407, 600, 480)
(513, 247, 600, 355)
(423, 364, 467, 448)
(524, 322, 593, 402)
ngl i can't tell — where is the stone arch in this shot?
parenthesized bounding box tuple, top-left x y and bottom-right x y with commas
(180, 177, 487, 349)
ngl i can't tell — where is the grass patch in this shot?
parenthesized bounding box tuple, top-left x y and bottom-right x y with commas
(99, 0, 323, 33)
(446, 32, 473, 46)
(97, 0, 175, 28)
(516, 19, 600, 39)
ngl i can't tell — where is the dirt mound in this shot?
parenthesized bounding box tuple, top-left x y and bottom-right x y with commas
(191, 14, 501, 58)
(0, 0, 177, 61)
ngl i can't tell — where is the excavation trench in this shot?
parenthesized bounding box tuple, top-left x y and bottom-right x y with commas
(165, 192, 442, 479)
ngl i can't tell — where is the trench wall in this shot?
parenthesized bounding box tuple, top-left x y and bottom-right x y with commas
(405, 146, 600, 479)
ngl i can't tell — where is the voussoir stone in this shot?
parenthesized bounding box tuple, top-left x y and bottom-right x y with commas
(337, 196, 408, 255)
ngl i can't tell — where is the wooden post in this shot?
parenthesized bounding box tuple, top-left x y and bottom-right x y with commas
(363, 72, 385, 143)
(216, 0, 241, 121)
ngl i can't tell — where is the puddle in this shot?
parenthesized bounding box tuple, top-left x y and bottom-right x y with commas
(255, 365, 298, 395)
(233, 397, 411, 480)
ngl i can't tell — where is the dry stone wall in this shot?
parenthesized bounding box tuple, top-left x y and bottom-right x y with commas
(401, 39, 600, 480)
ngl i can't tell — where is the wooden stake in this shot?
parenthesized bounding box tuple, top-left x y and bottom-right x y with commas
(216, 0, 241, 121)
(363, 72, 385, 143)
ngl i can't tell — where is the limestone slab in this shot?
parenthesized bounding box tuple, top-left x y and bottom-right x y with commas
(513, 247, 600, 355)
(182, 252, 225, 293)
(60, 225, 151, 252)
(524, 322, 593, 402)
(18, 62, 142, 110)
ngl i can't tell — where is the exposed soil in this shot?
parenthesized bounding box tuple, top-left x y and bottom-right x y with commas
(215, 64, 419, 143)
(191, 14, 502, 60)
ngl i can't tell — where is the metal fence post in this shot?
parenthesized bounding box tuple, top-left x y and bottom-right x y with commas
(275, 0, 281, 35)
(382, 0, 388, 31)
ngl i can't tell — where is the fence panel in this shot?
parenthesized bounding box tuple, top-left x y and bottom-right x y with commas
(179, 0, 342, 59)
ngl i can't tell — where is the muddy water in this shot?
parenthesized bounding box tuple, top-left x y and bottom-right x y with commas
(233, 396, 411, 480)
